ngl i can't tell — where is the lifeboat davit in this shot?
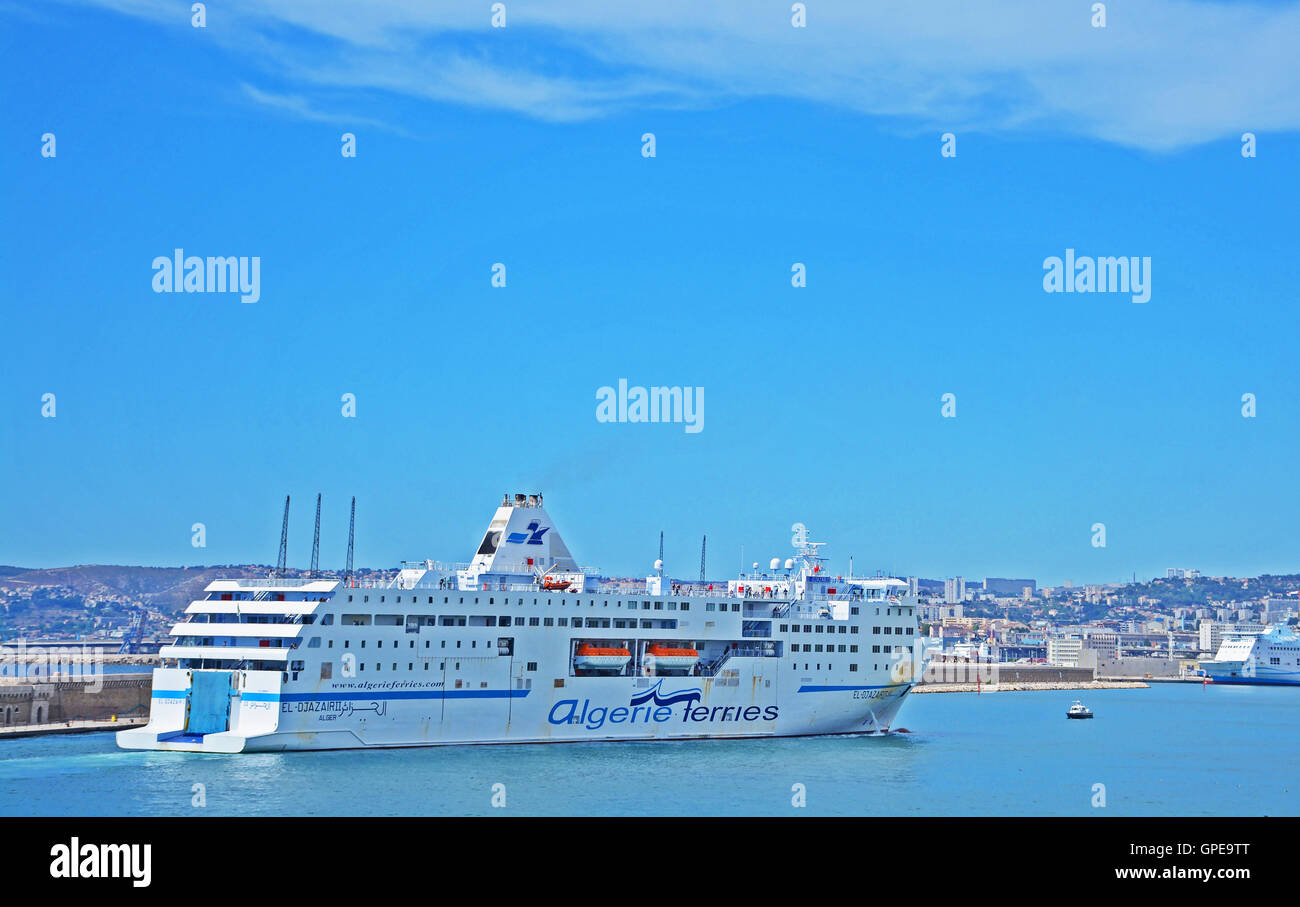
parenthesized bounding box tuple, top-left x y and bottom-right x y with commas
(646, 644, 700, 672)
(573, 643, 631, 673)
(541, 576, 572, 591)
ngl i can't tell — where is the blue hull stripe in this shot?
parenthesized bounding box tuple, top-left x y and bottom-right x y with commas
(1204, 678, 1300, 686)
(152, 689, 530, 701)
(796, 684, 899, 693)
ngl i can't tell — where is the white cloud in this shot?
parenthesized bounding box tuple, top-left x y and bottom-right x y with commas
(78, 0, 1300, 150)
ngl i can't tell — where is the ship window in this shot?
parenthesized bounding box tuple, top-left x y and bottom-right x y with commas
(489, 598, 494, 605)
(850, 645, 858, 653)
(308, 638, 320, 648)
(558, 618, 569, 626)
(347, 595, 353, 602)
(544, 618, 554, 626)
(554, 678, 564, 688)
(573, 618, 584, 628)
(359, 663, 365, 671)
(424, 662, 429, 670)
(320, 662, 332, 679)
(322, 614, 334, 625)
(527, 662, 538, 671)
(529, 618, 540, 626)
(440, 662, 445, 670)
(706, 603, 715, 612)
(850, 664, 858, 672)
(654, 602, 663, 610)
(668, 603, 676, 610)
(681, 603, 689, 611)
(343, 614, 371, 626)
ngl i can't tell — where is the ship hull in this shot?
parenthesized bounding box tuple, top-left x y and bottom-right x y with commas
(117, 666, 915, 753)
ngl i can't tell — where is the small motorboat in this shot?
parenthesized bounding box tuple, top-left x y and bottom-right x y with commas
(1066, 700, 1094, 719)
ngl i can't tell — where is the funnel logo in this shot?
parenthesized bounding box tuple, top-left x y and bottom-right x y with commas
(630, 679, 701, 710)
(506, 521, 549, 545)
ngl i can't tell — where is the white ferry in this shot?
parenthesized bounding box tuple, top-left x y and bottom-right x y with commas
(1200, 625, 1300, 685)
(117, 495, 924, 752)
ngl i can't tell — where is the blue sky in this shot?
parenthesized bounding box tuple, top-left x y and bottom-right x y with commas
(2, 1, 1299, 585)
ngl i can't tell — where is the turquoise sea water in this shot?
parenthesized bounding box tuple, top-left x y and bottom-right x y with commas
(1, 683, 1295, 816)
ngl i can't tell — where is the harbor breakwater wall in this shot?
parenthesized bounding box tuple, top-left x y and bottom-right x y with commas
(921, 663, 1096, 685)
(0, 673, 151, 727)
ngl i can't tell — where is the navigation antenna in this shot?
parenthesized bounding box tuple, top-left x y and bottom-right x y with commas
(309, 493, 322, 577)
(699, 535, 707, 582)
(658, 531, 664, 574)
(275, 495, 290, 576)
(344, 496, 356, 586)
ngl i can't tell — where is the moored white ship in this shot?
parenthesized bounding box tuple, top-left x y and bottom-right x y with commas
(1200, 626, 1300, 685)
(117, 494, 925, 753)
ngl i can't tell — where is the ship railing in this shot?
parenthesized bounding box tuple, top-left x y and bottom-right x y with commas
(227, 578, 334, 589)
(698, 645, 773, 676)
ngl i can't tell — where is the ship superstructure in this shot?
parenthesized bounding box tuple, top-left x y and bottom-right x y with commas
(118, 494, 924, 752)
(1201, 625, 1300, 685)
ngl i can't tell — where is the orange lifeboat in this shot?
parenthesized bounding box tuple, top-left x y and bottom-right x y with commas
(646, 644, 700, 672)
(573, 643, 631, 673)
(541, 576, 572, 591)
